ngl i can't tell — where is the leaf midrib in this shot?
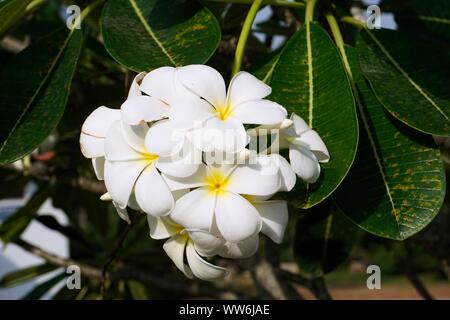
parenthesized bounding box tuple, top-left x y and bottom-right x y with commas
(366, 29, 450, 123)
(128, 0, 178, 67)
(306, 22, 314, 128)
(0, 30, 75, 155)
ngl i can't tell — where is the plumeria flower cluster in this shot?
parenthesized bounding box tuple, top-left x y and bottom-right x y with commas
(80, 65, 329, 281)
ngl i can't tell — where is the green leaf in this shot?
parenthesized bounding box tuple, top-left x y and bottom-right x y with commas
(0, 28, 83, 164)
(21, 272, 66, 300)
(0, 185, 53, 244)
(293, 200, 359, 278)
(0, 264, 56, 288)
(101, 0, 221, 71)
(357, 28, 450, 136)
(394, 0, 450, 40)
(0, 0, 33, 36)
(335, 46, 446, 240)
(270, 22, 358, 208)
(252, 51, 280, 84)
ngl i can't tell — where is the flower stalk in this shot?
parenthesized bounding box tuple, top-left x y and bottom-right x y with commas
(231, 0, 264, 76)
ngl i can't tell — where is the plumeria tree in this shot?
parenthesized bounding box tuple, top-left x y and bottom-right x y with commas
(0, 0, 449, 299)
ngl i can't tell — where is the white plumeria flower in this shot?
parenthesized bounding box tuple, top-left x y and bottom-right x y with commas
(163, 156, 284, 243)
(147, 215, 228, 281)
(169, 65, 288, 153)
(103, 117, 201, 217)
(278, 113, 330, 183)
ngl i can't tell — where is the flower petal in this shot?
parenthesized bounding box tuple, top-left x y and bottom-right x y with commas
(190, 116, 247, 153)
(112, 201, 131, 224)
(219, 233, 259, 259)
(80, 133, 104, 158)
(81, 106, 121, 138)
(178, 64, 227, 107)
(104, 160, 147, 209)
(105, 121, 144, 161)
(289, 145, 321, 183)
(298, 130, 330, 163)
(122, 122, 149, 154)
(169, 96, 214, 130)
(170, 188, 216, 231)
(128, 72, 146, 98)
(226, 157, 281, 196)
(92, 157, 105, 180)
(147, 216, 180, 240)
(227, 71, 271, 107)
(290, 113, 310, 135)
(233, 99, 287, 125)
(187, 230, 224, 257)
(254, 200, 288, 244)
(121, 96, 169, 125)
(163, 234, 193, 278)
(135, 165, 174, 217)
(215, 192, 262, 242)
(140, 67, 176, 104)
(270, 154, 296, 192)
(162, 164, 208, 191)
(186, 241, 227, 281)
(156, 144, 202, 178)
(144, 119, 184, 157)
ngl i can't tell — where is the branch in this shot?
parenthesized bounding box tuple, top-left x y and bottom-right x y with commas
(13, 239, 242, 299)
(100, 215, 141, 299)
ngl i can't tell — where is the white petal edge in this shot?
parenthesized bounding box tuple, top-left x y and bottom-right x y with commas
(121, 96, 169, 125)
(232, 99, 287, 125)
(227, 71, 271, 107)
(134, 165, 174, 217)
(178, 64, 227, 107)
(186, 240, 227, 281)
(289, 145, 321, 183)
(215, 192, 262, 243)
(254, 200, 288, 244)
(163, 235, 193, 279)
(81, 106, 121, 138)
(170, 188, 216, 232)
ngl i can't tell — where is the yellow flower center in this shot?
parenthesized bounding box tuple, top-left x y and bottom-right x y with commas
(216, 104, 233, 121)
(205, 169, 230, 195)
(141, 152, 159, 164)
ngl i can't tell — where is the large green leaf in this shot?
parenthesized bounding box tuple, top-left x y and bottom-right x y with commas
(0, 185, 53, 244)
(101, 0, 221, 71)
(294, 200, 359, 278)
(252, 51, 280, 84)
(0, 0, 33, 36)
(357, 28, 450, 136)
(0, 28, 82, 164)
(0, 264, 56, 288)
(335, 46, 446, 240)
(270, 22, 358, 208)
(394, 0, 450, 40)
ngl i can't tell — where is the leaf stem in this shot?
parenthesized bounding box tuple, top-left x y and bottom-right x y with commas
(305, 0, 318, 23)
(231, 0, 264, 76)
(79, 0, 105, 25)
(341, 16, 366, 29)
(206, 0, 305, 9)
(324, 12, 352, 78)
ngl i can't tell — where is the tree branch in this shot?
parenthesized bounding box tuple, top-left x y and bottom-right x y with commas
(100, 215, 140, 299)
(13, 239, 242, 299)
